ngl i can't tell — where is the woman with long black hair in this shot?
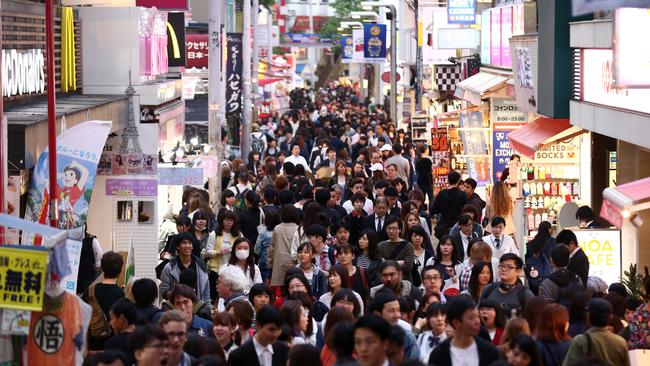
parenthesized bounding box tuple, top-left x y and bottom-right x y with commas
(462, 261, 494, 303)
(225, 237, 262, 293)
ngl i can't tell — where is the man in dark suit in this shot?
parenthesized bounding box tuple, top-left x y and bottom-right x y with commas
(431, 171, 468, 239)
(228, 305, 289, 366)
(362, 197, 392, 242)
(576, 205, 601, 228)
(429, 295, 500, 366)
(451, 214, 477, 262)
(556, 229, 590, 286)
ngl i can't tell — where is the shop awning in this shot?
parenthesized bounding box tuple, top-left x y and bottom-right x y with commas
(454, 72, 509, 105)
(507, 118, 585, 159)
(259, 78, 285, 87)
(601, 177, 650, 229)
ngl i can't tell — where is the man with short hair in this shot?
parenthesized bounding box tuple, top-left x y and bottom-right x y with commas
(353, 315, 392, 366)
(342, 178, 374, 214)
(385, 164, 399, 181)
(306, 224, 331, 274)
(343, 192, 368, 246)
(216, 264, 250, 311)
(481, 216, 517, 260)
(562, 298, 630, 366)
(428, 295, 500, 366)
(159, 310, 194, 366)
(84, 350, 128, 366)
(159, 232, 211, 303)
(431, 171, 468, 239)
(105, 298, 137, 363)
(463, 178, 486, 211)
(284, 143, 311, 173)
(168, 284, 213, 337)
(128, 324, 169, 366)
(362, 197, 392, 242)
(369, 260, 422, 301)
(316, 189, 341, 225)
(420, 265, 443, 298)
(377, 217, 415, 281)
(480, 254, 534, 318)
(368, 291, 419, 362)
(576, 205, 599, 228)
(228, 305, 290, 366)
(451, 214, 477, 262)
(384, 144, 410, 183)
(556, 229, 590, 286)
(383, 186, 401, 217)
(539, 245, 583, 302)
(132, 278, 162, 324)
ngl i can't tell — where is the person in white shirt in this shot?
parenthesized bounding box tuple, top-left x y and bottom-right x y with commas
(482, 216, 517, 261)
(342, 178, 374, 214)
(284, 144, 311, 173)
(414, 302, 449, 364)
(427, 295, 500, 365)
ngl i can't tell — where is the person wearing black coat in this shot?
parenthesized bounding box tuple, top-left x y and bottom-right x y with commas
(431, 171, 468, 239)
(415, 147, 434, 205)
(557, 229, 590, 286)
(228, 305, 289, 366)
(361, 198, 393, 242)
(238, 191, 263, 246)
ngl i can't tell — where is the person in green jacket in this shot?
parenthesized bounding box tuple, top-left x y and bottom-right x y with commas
(562, 298, 630, 366)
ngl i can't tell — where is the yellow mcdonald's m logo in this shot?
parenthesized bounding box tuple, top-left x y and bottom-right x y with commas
(167, 22, 181, 59)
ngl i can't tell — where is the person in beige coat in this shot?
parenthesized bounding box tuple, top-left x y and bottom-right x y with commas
(269, 204, 300, 287)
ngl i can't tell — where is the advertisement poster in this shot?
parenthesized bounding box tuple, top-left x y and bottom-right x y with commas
(60, 239, 82, 293)
(281, 33, 333, 46)
(25, 121, 112, 231)
(431, 127, 450, 194)
(447, 0, 477, 24)
(226, 33, 243, 114)
(533, 141, 579, 163)
(574, 230, 621, 285)
(493, 129, 515, 182)
(340, 36, 353, 63)
(186, 34, 209, 69)
(106, 179, 158, 197)
(0, 246, 49, 311)
(466, 157, 489, 186)
(363, 23, 387, 63)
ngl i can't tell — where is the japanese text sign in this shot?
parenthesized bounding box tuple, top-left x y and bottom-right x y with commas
(158, 167, 204, 185)
(493, 129, 515, 182)
(106, 179, 158, 197)
(186, 34, 209, 69)
(363, 23, 387, 64)
(226, 33, 243, 114)
(447, 0, 476, 25)
(0, 246, 48, 311)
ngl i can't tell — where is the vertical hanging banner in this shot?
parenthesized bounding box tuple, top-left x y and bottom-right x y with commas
(352, 28, 365, 62)
(226, 33, 244, 114)
(24, 121, 112, 232)
(363, 23, 387, 64)
(341, 36, 353, 63)
(493, 129, 515, 182)
(447, 0, 477, 25)
(166, 12, 187, 67)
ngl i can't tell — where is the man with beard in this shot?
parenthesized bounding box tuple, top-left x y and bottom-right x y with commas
(369, 260, 422, 302)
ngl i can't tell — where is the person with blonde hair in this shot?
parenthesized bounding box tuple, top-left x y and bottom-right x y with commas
(484, 181, 515, 236)
(498, 317, 531, 357)
(458, 240, 499, 291)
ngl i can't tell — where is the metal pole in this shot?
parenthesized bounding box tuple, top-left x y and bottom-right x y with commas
(267, 9, 273, 65)
(389, 5, 397, 123)
(241, 0, 252, 159)
(415, 3, 422, 112)
(46, 0, 57, 228)
(220, 0, 227, 143)
(208, 0, 223, 208)
(252, 0, 259, 110)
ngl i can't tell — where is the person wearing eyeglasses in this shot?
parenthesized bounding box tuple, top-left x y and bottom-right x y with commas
(159, 310, 194, 366)
(128, 324, 169, 366)
(479, 253, 534, 319)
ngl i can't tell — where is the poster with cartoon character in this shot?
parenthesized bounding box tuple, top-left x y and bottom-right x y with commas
(24, 121, 112, 233)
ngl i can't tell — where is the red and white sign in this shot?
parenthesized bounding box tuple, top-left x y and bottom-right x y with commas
(582, 49, 650, 115)
(136, 0, 188, 9)
(186, 34, 208, 69)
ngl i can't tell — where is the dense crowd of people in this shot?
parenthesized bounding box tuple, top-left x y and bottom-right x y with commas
(81, 84, 650, 366)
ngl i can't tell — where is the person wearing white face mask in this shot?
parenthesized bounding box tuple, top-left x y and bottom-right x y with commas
(225, 237, 262, 294)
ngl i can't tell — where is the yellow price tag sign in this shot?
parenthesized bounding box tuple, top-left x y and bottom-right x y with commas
(0, 246, 49, 311)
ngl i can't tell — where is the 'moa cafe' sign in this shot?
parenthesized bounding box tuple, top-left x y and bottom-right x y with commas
(2, 49, 45, 98)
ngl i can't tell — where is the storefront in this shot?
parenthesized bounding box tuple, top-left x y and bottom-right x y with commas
(570, 13, 650, 272)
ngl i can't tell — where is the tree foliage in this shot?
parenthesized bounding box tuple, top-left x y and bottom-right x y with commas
(320, 0, 364, 42)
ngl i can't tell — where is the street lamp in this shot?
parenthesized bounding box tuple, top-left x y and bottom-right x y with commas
(350, 11, 380, 20)
(360, 1, 398, 122)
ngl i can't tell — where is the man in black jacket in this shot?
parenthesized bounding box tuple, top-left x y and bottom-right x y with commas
(362, 197, 393, 242)
(429, 295, 500, 366)
(556, 229, 590, 286)
(539, 245, 584, 303)
(431, 171, 468, 239)
(228, 305, 289, 366)
(462, 178, 487, 212)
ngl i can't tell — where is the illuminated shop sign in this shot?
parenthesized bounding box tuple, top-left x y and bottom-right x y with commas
(2, 49, 45, 97)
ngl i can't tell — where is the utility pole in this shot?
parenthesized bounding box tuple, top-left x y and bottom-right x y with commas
(241, 0, 252, 159)
(46, 0, 57, 228)
(208, 0, 223, 208)
(267, 8, 273, 65)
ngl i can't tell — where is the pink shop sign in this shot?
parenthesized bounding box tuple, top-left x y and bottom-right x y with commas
(106, 179, 158, 197)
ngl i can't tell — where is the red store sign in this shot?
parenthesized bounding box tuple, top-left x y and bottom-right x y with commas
(186, 34, 208, 69)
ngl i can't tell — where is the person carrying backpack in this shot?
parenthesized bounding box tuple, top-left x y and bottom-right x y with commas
(480, 253, 534, 319)
(228, 171, 252, 210)
(539, 245, 584, 303)
(524, 221, 555, 295)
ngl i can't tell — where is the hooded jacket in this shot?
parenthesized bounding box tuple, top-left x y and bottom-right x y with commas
(159, 255, 211, 303)
(539, 269, 582, 303)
